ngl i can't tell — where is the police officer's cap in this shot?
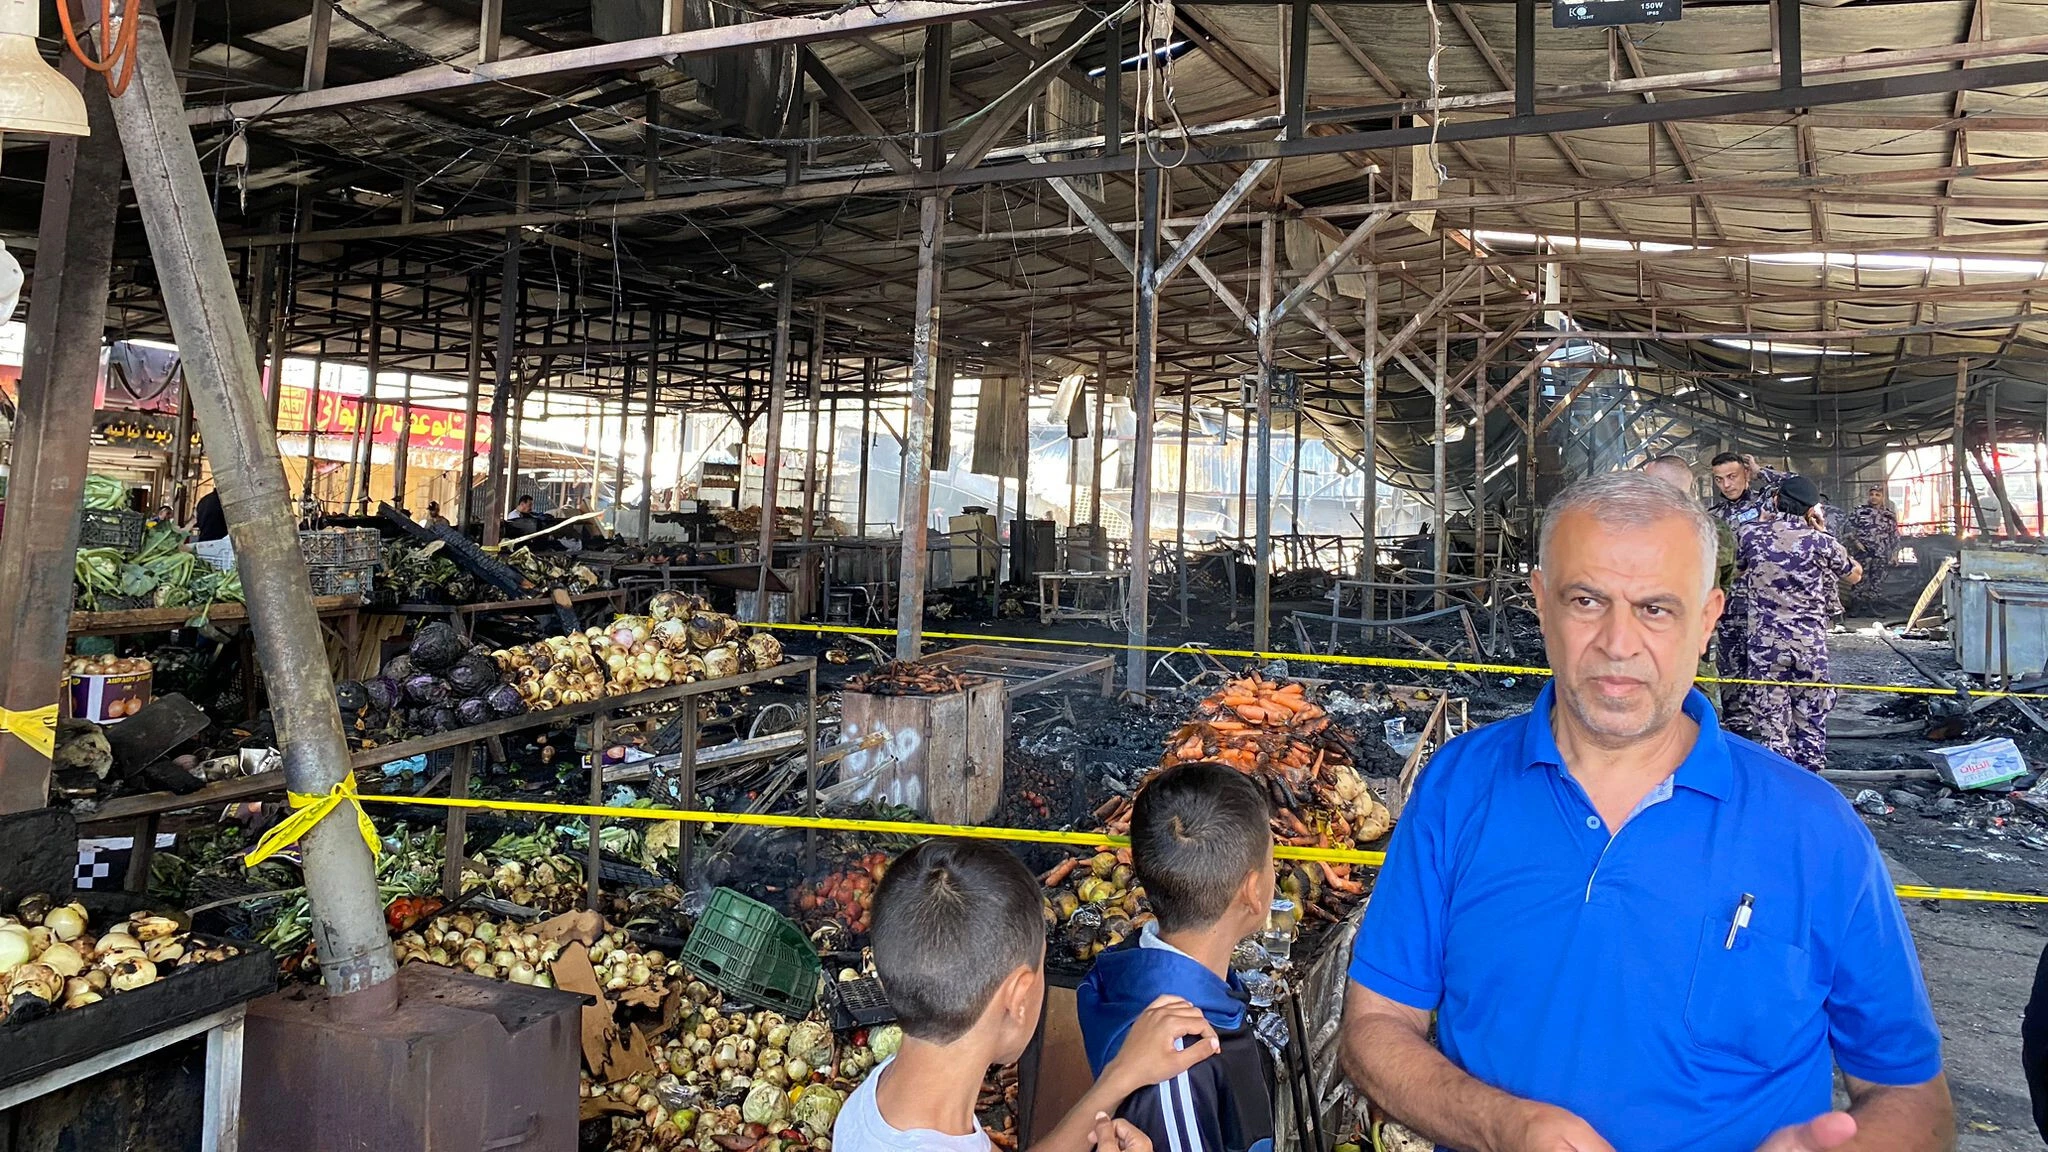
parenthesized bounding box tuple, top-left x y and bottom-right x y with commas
(1776, 474, 1825, 515)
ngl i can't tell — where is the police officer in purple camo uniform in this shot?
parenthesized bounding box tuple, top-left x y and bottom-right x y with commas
(1847, 486, 1901, 597)
(1707, 453, 1790, 702)
(1724, 474, 1863, 772)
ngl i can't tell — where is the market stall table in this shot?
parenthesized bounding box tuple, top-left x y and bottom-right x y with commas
(67, 595, 361, 640)
(0, 1004, 247, 1152)
(923, 644, 1115, 699)
(73, 656, 820, 897)
(342, 656, 820, 899)
(69, 592, 365, 745)
(1037, 570, 1130, 629)
(365, 589, 627, 640)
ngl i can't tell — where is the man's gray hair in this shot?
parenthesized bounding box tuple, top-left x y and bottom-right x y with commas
(1537, 471, 1720, 595)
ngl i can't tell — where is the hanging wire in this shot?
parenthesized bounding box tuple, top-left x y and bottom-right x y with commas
(57, 0, 142, 97)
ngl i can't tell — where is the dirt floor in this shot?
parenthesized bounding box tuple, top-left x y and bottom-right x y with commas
(1834, 633, 2048, 1150)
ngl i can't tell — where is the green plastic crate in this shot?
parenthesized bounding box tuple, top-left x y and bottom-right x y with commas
(681, 888, 822, 1015)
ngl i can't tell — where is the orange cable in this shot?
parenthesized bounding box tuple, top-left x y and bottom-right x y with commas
(54, 0, 142, 97)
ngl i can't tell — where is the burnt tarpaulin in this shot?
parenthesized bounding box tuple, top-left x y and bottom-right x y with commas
(593, 0, 796, 137)
(971, 376, 1027, 479)
(105, 341, 183, 412)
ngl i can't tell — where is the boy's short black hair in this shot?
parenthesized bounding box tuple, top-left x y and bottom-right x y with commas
(871, 839, 1043, 1044)
(1131, 761, 1273, 934)
(1709, 451, 1744, 468)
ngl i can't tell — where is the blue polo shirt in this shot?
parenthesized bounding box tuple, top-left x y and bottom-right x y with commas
(1349, 685, 1942, 1152)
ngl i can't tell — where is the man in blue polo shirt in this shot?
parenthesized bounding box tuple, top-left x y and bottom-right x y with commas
(1340, 471, 1950, 1152)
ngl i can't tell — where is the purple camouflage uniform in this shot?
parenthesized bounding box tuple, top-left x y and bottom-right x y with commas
(1848, 504, 1900, 581)
(1709, 465, 1788, 683)
(1723, 512, 1856, 772)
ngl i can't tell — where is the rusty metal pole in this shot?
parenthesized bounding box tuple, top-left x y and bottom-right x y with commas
(1433, 324, 1450, 608)
(458, 279, 483, 531)
(300, 357, 323, 511)
(801, 308, 826, 613)
(640, 314, 660, 542)
(1361, 267, 1378, 603)
(0, 66, 120, 813)
(1015, 329, 1032, 581)
(1176, 382, 1191, 626)
(168, 381, 195, 519)
(1954, 357, 1969, 537)
(392, 371, 413, 511)
(895, 194, 946, 659)
(757, 260, 794, 613)
(1253, 216, 1276, 654)
(1090, 353, 1105, 535)
(482, 161, 527, 545)
(1473, 363, 1488, 581)
(1126, 164, 1161, 693)
(111, 5, 396, 1006)
(858, 359, 873, 538)
(263, 226, 291, 433)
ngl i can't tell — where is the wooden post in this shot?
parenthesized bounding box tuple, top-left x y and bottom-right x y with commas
(0, 66, 120, 812)
(896, 195, 946, 658)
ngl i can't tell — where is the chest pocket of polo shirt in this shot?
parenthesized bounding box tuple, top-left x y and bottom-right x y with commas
(1683, 914, 1825, 1069)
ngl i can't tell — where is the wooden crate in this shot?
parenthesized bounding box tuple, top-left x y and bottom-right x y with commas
(839, 680, 1006, 824)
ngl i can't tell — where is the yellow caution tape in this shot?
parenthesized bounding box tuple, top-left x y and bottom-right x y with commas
(348, 791, 1387, 867)
(756, 621, 2048, 700)
(1893, 885, 2048, 905)
(0, 705, 58, 760)
(345, 790, 2048, 904)
(246, 774, 383, 867)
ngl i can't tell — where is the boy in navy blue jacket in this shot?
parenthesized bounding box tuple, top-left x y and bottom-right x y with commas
(1077, 762, 1278, 1152)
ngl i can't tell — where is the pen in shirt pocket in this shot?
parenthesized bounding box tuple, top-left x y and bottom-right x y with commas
(1723, 893, 1755, 950)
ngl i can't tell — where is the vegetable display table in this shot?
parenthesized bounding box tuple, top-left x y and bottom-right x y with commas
(0, 1005, 246, 1151)
(68, 595, 365, 726)
(363, 589, 626, 640)
(74, 658, 819, 897)
(922, 644, 1116, 700)
(67, 595, 361, 640)
(344, 656, 820, 901)
(1036, 570, 1130, 629)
